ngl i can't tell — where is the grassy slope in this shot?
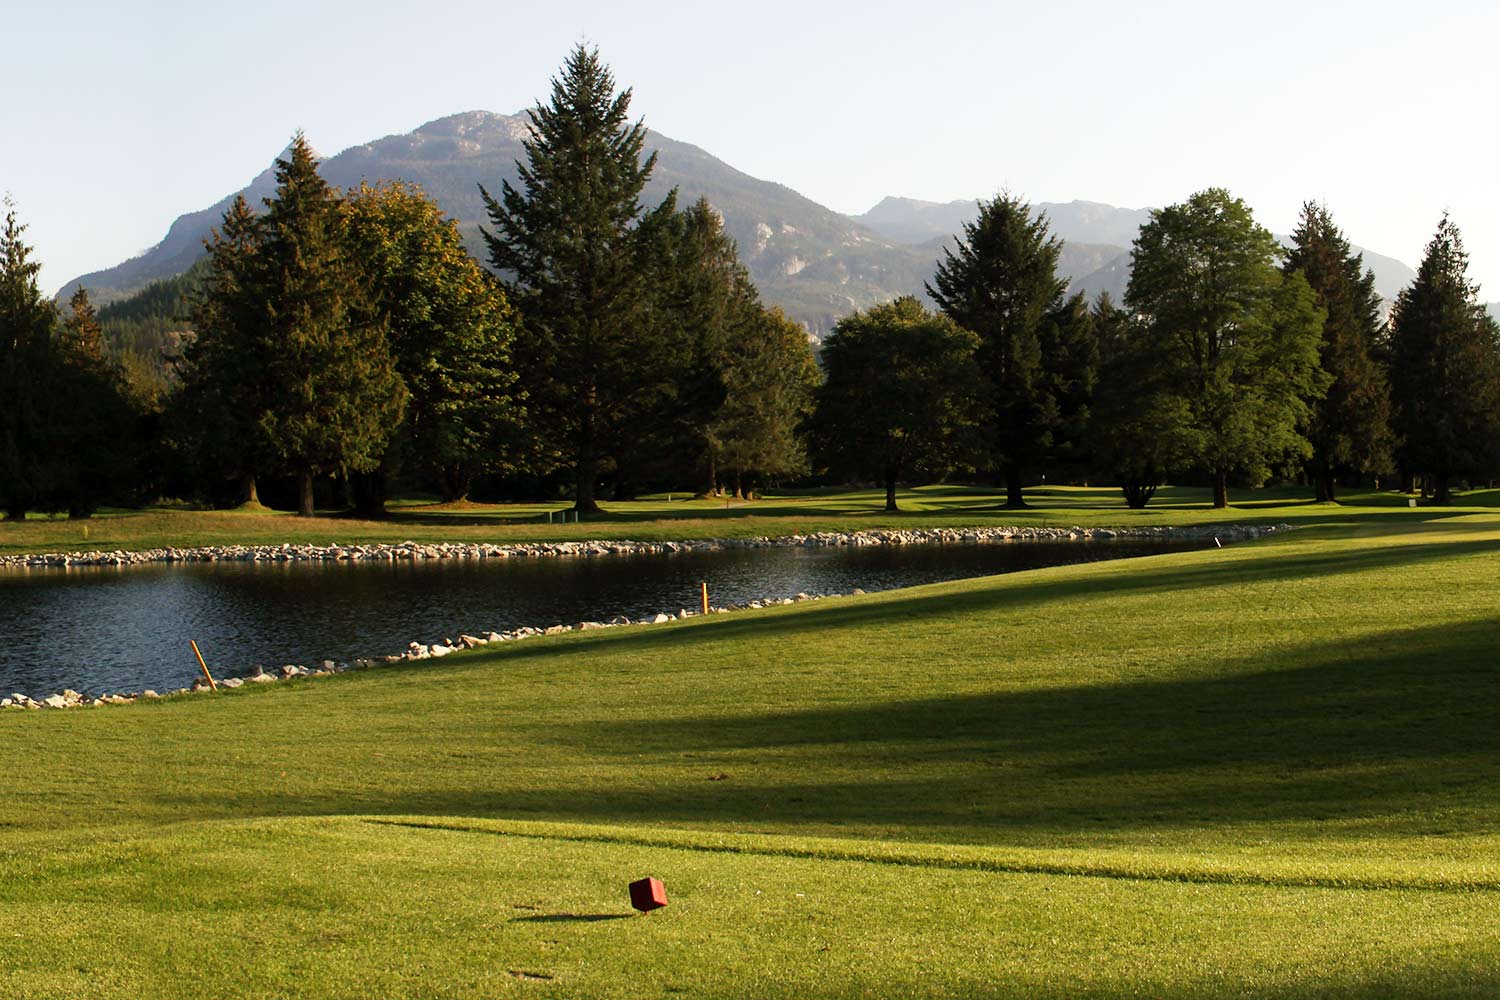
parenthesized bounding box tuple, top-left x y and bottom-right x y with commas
(3, 504, 1499, 997)
(0, 483, 1460, 557)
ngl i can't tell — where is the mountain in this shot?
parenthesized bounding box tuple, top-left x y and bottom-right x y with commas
(65, 111, 1426, 340)
(856, 196, 1153, 249)
(62, 112, 936, 337)
(854, 196, 1419, 306)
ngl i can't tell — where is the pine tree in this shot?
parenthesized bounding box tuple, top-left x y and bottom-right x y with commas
(52, 287, 135, 517)
(252, 134, 407, 516)
(344, 182, 524, 508)
(59, 287, 106, 363)
(1283, 203, 1393, 500)
(1126, 188, 1328, 508)
(0, 201, 58, 520)
(927, 194, 1069, 507)
(179, 194, 270, 506)
(1388, 216, 1500, 504)
(813, 297, 987, 512)
(481, 45, 669, 515)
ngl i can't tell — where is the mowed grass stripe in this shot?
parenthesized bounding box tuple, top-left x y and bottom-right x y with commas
(367, 817, 1500, 893)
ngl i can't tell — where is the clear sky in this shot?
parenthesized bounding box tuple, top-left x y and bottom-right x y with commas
(6, 0, 1498, 297)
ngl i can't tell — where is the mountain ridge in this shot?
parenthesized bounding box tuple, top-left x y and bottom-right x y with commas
(64, 110, 1425, 334)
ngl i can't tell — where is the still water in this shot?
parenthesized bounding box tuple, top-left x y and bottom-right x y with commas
(0, 540, 1200, 698)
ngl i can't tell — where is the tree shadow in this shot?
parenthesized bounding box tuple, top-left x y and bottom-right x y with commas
(156, 613, 1500, 842)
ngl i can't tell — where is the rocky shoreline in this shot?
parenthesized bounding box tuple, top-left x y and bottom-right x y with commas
(1, 522, 1290, 711)
(0, 521, 1282, 570)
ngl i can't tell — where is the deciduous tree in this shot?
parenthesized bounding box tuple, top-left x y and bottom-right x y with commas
(344, 182, 523, 508)
(813, 297, 986, 512)
(1126, 188, 1327, 508)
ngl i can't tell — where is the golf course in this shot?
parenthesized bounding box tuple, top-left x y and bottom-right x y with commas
(3, 488, 1498, 998)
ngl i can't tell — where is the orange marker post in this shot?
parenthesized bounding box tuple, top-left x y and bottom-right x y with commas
(701, 581, 710, 616)
(190, 640, 219, 693)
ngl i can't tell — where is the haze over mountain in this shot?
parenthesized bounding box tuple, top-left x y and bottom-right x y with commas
(65, 110, 1428, 336)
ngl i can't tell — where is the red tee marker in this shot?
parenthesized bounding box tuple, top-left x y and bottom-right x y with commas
(629, 877, 668, 912)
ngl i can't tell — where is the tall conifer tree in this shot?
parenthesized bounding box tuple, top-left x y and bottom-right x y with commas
(1388, 216, 1500, 504)
(927, 195, 1070, 508)
(0, 202, 58, 520)
(1283, 203, 1393, 500)
(480, 45, 669, 514)
(258, 135, 406, 515)
(180, 194, 270, 505)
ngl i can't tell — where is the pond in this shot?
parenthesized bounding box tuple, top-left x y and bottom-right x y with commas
(0, 538, 1205, 699)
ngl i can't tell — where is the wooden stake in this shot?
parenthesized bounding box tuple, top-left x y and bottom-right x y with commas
(701, 581, 710, 616)
(190, 640, 219, 693)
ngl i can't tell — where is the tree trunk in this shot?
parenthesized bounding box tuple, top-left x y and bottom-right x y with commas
(574, 453, 600, 515)
(1121, 479, 1155, 509)
(440, 467, 470, 504)
(885, 465, 899, 512)
(1212, 469, 1229, 509)
(701, 453, 717, 500)
(4, 502, 25, 521)
(239, 473, 259, 507)
(1399, 471, 1416, 494)
(733, 470, 744, 500)
(1433, 475, 1452, 506)
(352, 470, 387, 518)
(1003, 466, 1027, 509)
(297, 470, 315, 518)
(1314, 471, 1335, 503)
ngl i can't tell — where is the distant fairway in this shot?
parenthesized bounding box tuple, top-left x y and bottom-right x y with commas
(3, 496, 1498, 997)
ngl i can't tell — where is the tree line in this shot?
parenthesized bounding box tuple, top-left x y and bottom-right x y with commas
(822, 187, 1497, 511)
(3, 46, 1497, 519)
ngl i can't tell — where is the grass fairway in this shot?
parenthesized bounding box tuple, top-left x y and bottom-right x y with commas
(0, 482, 1469, 558)
(4, 506, 1499, 996)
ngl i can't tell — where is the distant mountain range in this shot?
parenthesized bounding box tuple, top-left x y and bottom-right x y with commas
(63, 110, 1448, 335)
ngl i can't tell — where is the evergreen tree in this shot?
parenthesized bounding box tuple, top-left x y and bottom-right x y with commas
(0, 201, 58, 520)
(661, 197, 750, 496)
(1126, 188, 1328, 508)
(1283, 203, 1393, 500)
(252, 135, 407, 516)
(51, 287, 135, 517)
(178, 194, 270, 506)
(1388, 215, 1500, 504)
(813, 297, 987, 512)
(1087, 293, 1193, 507)
(927, 194, 1070, 507)
(59, 287, 106, 363)
(344, 182, 524, 508)
(481, 45, 669, 515)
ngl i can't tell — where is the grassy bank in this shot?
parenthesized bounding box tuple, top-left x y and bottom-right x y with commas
(0, 482, 1482, 558)
(3, 510, 1498, 996)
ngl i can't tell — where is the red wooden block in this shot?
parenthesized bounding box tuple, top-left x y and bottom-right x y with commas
(629, 876, 668, 912)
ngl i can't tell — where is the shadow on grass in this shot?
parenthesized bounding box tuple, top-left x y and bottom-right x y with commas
(510, 913, 632, 923)
(472, 523, 1500, 661)
(161, 613, 1500, 841)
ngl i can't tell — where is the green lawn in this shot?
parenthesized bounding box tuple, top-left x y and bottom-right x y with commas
(3, 502, 1499, 996)
(0, 482, 1472, 558)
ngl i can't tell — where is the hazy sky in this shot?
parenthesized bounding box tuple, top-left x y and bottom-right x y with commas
(6, 0, 1498, 296)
